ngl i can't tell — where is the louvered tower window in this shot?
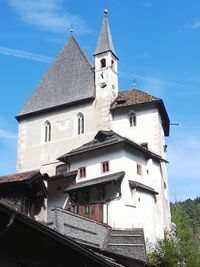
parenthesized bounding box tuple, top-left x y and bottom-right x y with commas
(100, 58, 106, 68)
(44, 121, 51, 142)
(77, 113, 84, 135)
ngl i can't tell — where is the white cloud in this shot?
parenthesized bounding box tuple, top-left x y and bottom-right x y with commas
(8, 0, 89, 33)
(0, 46, 53, 63)
(168, 130, 200, 201)
(0, 129, 17, 140)
(185, 20, 200, 30)
(119, 71, 174, 98)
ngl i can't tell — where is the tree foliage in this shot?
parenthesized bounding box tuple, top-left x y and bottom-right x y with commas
(147, 202, 200, 267)
(171, 197, 200, 241)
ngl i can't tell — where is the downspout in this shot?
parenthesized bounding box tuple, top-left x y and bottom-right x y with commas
(106, 185, 122, 225)
(0, 213, 16, 237)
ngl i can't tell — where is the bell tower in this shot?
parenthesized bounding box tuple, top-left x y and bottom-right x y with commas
(94, 9, 119, 101)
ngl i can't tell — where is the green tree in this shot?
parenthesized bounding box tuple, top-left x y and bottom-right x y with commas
(147, 203, 200, 266)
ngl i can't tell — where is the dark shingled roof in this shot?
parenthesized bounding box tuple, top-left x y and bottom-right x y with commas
(48, 170, 78, 182)
(94, 17, 117, 58)
(111, 89, 160, 109)
(0, 170, 47, 197)
(129, 180, 159, 195)
(106, 229, 146, 261)
(58, 130, 167, 164)
(16, 36, 95, 120)
(48, 207, 147, 263)
(111, 89, 170, 136)
(0, 170, 39, 183)
(64, 171, 125, 193)
(0, 202, 125, 267)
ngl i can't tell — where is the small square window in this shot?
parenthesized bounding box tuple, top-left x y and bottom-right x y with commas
(84, 206, 90, 214)
(137, 164, 142, 176)
(72, 206, 79, 214)
(101, 161, 109, 173)
(79, 167, 86, 178)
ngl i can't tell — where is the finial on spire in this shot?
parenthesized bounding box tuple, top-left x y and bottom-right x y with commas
(133, 79, 137, 88)
(70, 24, 74, 35)
(104, 8, 108, 17)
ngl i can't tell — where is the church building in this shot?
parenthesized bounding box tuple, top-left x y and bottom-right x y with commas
(1, 10, 171, 262)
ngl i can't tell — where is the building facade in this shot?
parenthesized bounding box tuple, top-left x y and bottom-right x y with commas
(15, 11, 171, 247)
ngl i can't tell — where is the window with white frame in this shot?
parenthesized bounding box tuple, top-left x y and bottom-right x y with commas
(77, 113, 84, 135)
(129, 112, 136, 127)
(44, 120, 51, 142)
(79, 167, 86, 178)
(84, 206, 90, 214)
(101, 161, 109, 173)
(71, 205, 79, 214)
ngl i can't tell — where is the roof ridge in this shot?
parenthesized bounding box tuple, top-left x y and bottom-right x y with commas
(119, 88, 160, 100)
(70, 36, 94, 69)
(0, 170, 39, 179)
(17, 36, 95, 118)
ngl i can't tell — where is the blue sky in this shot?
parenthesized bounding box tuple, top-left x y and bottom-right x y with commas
(0, 0, 200, 202)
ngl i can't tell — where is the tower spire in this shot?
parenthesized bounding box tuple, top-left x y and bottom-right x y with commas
(94, 9, 118, 58)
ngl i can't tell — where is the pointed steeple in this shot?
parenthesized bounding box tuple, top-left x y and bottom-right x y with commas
(94, 10, 117, 58)
(16, 36, 95, 119)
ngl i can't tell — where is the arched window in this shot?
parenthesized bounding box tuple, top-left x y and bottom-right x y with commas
(129, 112, 136, 127)
(44, 120, 51, 142)
(77, 113, 84, 135)
(100, 58, 106, 68)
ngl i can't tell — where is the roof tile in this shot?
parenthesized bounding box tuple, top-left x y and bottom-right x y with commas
(17, 37, 95, 119)
(0, 170, 39, 183)
(111, 89, 160, 110)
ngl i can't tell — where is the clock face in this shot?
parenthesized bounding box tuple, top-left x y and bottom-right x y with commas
(97, 71, 107, 84)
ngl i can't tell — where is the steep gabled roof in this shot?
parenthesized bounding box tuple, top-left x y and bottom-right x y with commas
(58, 130, 167, 163)
(16, 36, 95, 120)
(111, 89, 170, 136)
(94, 16, 117, 58)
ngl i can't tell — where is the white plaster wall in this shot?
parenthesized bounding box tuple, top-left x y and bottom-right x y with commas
(104, 149, 168, 243)
(64, 144, 170, 244)
(17, 101, 100, 175)
(48, 179, 71, 212)
(94, 52, 119, 131)
(69, 144, 124, 182)
(111, 107, 164, 156)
